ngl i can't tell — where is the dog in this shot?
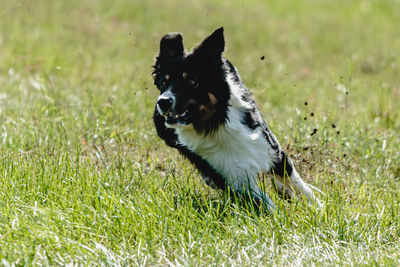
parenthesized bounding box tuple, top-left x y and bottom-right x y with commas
(152, 27, 321, 212)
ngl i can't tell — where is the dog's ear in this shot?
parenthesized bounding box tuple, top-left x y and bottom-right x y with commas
(159, 33, 184, 58)
(194, 27, 225, 58)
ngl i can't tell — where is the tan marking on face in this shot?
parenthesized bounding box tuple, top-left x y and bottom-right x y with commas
(194, 93, 218, 133)
(164, 74, 170, 80)
(208, 93, 217, 105)
(199, 93, 217, 112)
(182, 72, 188, 79)
(199, 104, 207, 112)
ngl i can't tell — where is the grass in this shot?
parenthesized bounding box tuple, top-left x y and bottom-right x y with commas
(0, 0, 399, 265)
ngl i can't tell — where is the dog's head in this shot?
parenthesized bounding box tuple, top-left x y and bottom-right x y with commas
(152, 27, 230, 134)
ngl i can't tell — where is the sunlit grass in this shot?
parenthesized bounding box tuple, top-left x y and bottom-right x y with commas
(0, 0, 399, 265)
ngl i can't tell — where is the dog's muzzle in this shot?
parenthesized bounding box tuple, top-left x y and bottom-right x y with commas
(157, 90, 192, 127)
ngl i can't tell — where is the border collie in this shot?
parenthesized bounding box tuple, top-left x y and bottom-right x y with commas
(152, 27, 321, 212)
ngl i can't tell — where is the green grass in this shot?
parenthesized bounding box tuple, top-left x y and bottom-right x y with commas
(1, 0, 400, 265)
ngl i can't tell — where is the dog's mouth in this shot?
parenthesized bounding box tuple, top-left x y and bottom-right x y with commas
(163, 109, 192, 127)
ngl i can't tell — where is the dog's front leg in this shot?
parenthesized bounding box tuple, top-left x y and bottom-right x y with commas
(229, 175, 276, 213)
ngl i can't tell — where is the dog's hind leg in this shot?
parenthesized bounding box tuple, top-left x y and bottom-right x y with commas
(271, 151, 321, 208)
(288, 168, 322, 208)
(270, 174, 296, 201)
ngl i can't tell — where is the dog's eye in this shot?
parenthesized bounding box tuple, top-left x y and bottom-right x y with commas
(188, 79, 199, 88)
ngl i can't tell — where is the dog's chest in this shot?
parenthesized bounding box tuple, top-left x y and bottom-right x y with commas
(176, 109, 276, 180)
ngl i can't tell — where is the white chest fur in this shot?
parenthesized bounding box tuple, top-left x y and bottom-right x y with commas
(175, 106, 277, 185)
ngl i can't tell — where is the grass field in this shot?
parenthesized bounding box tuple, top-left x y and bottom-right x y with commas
(1, 0, 400, 265)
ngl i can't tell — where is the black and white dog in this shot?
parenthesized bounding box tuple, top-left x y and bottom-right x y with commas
(152, 27, 321, 212)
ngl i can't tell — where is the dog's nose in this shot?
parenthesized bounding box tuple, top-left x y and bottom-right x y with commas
(157, 97, 173, 113)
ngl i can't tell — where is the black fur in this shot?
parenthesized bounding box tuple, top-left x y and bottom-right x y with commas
(153, 28, 230, 135)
